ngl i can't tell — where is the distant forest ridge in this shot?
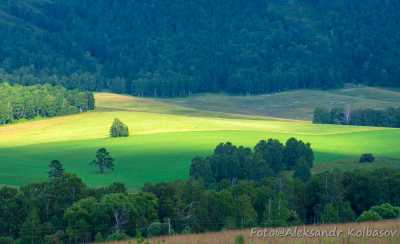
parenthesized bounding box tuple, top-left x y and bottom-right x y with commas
(0, 0, 399, 97)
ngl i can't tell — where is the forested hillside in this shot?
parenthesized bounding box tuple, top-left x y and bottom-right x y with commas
(0, 0, 399, 96)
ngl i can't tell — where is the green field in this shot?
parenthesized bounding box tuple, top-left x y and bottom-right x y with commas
(0, 90, 399, 189)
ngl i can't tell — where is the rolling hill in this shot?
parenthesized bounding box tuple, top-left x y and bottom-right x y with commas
(165, 86, 400, 120)
(0, 88, 399, 189)
(1, 0, 400, 96)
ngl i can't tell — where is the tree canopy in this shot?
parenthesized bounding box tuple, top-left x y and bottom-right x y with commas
(313, 107, 400, 128)
(0, 82, 95, 124)
(0, 0, 399, 97)
(91, 148, 115, 174)
(0, 161, 400, 242)
(190, 138, 314, 186)
(110, 119, 129, 138)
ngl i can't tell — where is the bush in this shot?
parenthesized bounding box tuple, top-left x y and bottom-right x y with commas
(106, 232, 130, 241)
(95, 232, 104, 242)
(356, 210, 382, 222)
(359, 153, 375, 163)
(234, 235, 245, 244)
(147, 222, 164, 237)
(110, 118, 129, 137)
(370, 203, 400, 219)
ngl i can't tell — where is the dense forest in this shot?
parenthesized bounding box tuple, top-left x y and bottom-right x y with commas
(0, 0, 399, 97)
(313, 107, 400, 128)
(0, 140, 400, 243)
(190, 138, 314, 185)
(0, 83, 95, 124)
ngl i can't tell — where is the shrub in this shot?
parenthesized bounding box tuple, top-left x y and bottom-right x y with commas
(95, 232, 104, 242)
(110, 118, 129, 137)
(356, 210, 382, 222)
(359, 153, 375, 163)
(234, 235, 245, 244)
(370, 203, 400, 219)
(106, 232, 130, 241)
(147, 222, 164, 237)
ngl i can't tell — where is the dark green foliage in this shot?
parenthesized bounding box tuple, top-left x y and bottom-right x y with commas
(235, 195, 257, 228)
(91, 148, 115, 174)
(147, 222, 164, 237)
(320, 202, 355, 224)
(1, 166, 400, 242)
(94, 232, 104, 242)
(359, 153, 375, 163)
(313, 108, 331, 124)
(264, 193, 295, 227)
(313, 107, 400, 128)
(0, 187, 26, 239)
(0, 237, 16, 244)
(293, 160, 312, 182)
(0, 83, 95, 125)
(254, 139, 285, 174)
(283, 138, 314, 170)
(86, 92, 96, 111)
(1, 1, 400, 97)
(106, 232, 130, 241)
(369, 203, 400, 219)
(19, 209, 42, 244)
(48, 160, 64, 178)
(110, 119, 129, 138)
(234, 235, 245, 244)
(356, 210, 382, 222)
(190, 138, 314, 185)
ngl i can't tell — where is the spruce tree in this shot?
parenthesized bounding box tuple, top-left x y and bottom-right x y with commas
(91, 148, 115, 174)
(48, 160, 64, 178)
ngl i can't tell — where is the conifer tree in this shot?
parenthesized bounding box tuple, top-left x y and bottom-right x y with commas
(91, 148, 115, 174)
(48, 160, 65, 178)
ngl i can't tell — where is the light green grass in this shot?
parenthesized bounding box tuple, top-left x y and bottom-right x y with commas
(0, 92, 399, 189)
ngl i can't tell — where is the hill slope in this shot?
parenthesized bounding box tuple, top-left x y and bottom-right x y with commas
(1, 0, 399, 96)
(166, 87, 400, 119)
(0, 91, 399, 189)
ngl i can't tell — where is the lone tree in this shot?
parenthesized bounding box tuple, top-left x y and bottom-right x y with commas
(359, 153, 375, 163)
(110, 118, 129, 137)
(48, 160, 64, 178)
(91, 148, 115, 173)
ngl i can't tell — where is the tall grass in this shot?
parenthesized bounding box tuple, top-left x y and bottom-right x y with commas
(107, 220, 400, 244)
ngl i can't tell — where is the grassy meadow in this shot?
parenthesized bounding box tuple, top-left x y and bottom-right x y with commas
(166, 86, 400, 119)
(0, 88, 400, 189)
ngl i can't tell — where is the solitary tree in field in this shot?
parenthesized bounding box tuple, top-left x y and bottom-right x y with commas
(48, 160, 64, 178)
(359, 153, 375, 163)
(110, 118, 129, 137)
(91, 148, 115, 174)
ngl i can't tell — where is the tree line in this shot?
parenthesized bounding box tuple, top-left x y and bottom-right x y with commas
(1, 139, 399, 243)
(0, 82, 95, 125)
(313, 107, 400, 128)
(0, 0, 399, 97)
(190, 138, 314, 186)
